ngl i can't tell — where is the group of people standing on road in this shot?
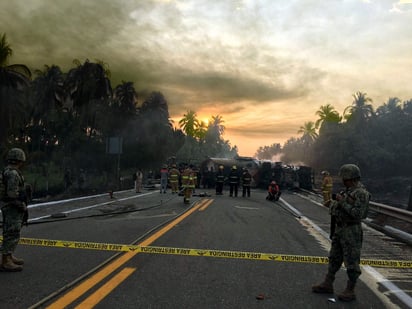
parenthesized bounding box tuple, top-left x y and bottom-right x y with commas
(215, 164, 282, 201)
(133, 163, 197, 204)
(103, 160, 370, 303)
(215, 165, 252, 198)
(1, 149, 370, 304)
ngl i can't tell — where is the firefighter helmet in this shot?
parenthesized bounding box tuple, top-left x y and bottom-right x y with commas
(321, 170, 329, 175)
(339, 164, 361, 180)
(232, 165, 237, 170)
(7, 148, 26, 163)
(219, 165, 224, 169)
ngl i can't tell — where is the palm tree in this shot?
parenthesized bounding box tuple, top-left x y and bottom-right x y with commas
(298, 121, 318, 143)
(297, 121, 318, 164)
(195, 120, 207, 141)
(113, 81, 137, 114)
(376, 97, 402, 117)
(0, 33, 32, 147)
(403, 99, 412, 116)
(0, 33, 31, 87)
(315, 104, 341, 129)
(179, 110, 199, 137)
(64, 59, 113, 137)
(344, 91, 374, 125)
(28, 65, 65, 151)
(140, 91, 169, 122)
(31, 65, 64, 122)
(209, 115, 225, 136)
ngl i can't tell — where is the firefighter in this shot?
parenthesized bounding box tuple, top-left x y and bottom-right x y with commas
(266, 180, 281, 201)
(228, 165, 240, 197)
(321, 170, 333, 207)
(241, 168, 252, 197)
(181, 165, 195, 204)
(169, 164, 180, 194)
(215, 165, 225, 195)
(192, 165, 199, 193)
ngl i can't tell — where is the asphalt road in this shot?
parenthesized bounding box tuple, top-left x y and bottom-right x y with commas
(0, 187, 410, 308)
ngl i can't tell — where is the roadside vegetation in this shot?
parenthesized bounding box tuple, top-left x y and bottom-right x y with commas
(1, 33, 411, 202)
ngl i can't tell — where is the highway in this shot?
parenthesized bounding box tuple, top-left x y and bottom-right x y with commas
(0, 187, 411, 308)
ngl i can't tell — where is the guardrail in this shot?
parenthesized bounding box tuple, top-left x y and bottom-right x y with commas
(301, 188, 412, 224)
(369, 201, 412, 224)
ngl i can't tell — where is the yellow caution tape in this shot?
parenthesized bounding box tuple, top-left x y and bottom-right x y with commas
(2, 236, 410, 268)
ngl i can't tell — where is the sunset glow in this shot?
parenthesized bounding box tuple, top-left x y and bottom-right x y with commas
(2, 1, 412, 156)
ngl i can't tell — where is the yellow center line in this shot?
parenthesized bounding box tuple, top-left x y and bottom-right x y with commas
(75, 267, 136, 309)
(199, 199, 214, 211)
(46, 201, 204, 309)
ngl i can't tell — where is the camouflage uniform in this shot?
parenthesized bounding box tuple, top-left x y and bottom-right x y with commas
(312, 164, 370, 302)
(329, 181, 370, 281)
(1, 148, 27, 271)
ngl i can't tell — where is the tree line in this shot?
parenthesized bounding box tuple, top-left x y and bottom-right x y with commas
(0, 33, 237, 193)
(255, 92, 412, 177)
(2, 32, 411, 194)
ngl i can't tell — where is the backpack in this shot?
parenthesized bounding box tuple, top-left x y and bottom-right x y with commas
(0, 167, 20, 202)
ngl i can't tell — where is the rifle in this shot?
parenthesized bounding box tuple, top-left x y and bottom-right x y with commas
(329, 192, 340, 239)
(18, 184, 32, 227)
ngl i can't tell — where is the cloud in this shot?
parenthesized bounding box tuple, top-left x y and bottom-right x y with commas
(1, 0, 412, 156)
(391, 0, 412, 12)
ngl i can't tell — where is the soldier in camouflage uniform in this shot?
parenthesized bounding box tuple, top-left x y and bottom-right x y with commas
(1, 148, 27, 272)
(312, 164, 370, 302)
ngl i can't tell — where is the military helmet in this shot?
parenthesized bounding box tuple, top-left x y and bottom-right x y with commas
(339, 164, 361, 180)
(7, 148, 26, 162)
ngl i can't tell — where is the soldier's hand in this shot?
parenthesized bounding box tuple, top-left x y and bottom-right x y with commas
(17, 201, 27, 212)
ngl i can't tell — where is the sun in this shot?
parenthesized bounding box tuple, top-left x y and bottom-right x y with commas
(201, 118, 209, 126)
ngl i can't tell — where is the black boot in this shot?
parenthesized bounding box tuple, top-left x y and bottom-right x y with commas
(1, 254, 23, 272)
(338, 280, 356, 301)
(312, 273, 334, 294)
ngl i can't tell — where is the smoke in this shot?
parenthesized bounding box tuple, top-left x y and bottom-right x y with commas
(2, 0, 412, 156)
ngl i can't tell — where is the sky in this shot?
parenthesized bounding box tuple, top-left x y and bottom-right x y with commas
(1, 0, 412, 157)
